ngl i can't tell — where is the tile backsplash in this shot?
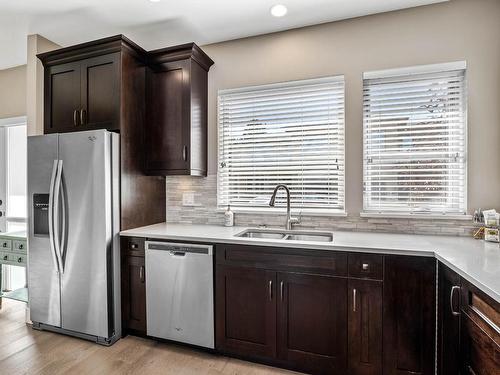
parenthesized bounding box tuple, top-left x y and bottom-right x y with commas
(166, 175, 476, 236)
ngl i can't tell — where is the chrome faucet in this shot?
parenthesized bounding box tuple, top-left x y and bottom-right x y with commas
(269, 184, 299, 230)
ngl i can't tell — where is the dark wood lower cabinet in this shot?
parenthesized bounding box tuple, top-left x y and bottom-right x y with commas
(122, 254, 147, 336)
(438, 263, 461, 375)
(348, 279, 383, 375)
(216, 266, 277, 359)
(121, 237, 147, 336)
(460, 279, 500, 375)
(278, 273, 347, 374)
(215, 248, 440, 375)
(383, 255, 436, 375)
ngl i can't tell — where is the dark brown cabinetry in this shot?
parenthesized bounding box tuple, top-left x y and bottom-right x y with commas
(437, 262, 500, 375)
(121, 237, 147, 336)
(278, 272, 347, 374)
(146, 44, 214, 176)
(438, 263, 461, 375)
(216, 244, 349, 375)
(383, 255, 436, 375)
(348, 279, 383, 375)
(216, 246, 438, 375)
(42, 52, 120, 133)
(216, 266, 276, 359)
(45, 61, 81, 132)
(39, 35, 166, 231)
(460, 279, 500, 375)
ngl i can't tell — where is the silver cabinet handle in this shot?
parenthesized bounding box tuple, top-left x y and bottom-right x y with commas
(73, 110, 78, 126)
(353, 288, 357, 312)
(268, 280, 273, 301)
(182, 145, 188, 161)
(140, 266, 145, 283)
(467, 365, 477, 375)
(280, 281, 284, 301)
(80, 109, 86, 126)
(450, 285, 461, 316)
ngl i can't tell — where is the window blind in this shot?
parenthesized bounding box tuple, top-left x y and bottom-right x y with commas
(363, 65, 467, 214)
(218, 76, 345, 211)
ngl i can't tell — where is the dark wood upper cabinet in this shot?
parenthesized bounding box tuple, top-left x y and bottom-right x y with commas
(38, 35, 166, 231)
(146, 43, 214, 176)
(437, 263, 461, 375)
(383, 255, 436, 375)
(277, 272, 347, 375)
(80, 53, 120, 130)
(40, 39, 128, 134)
(348, 279, 383, 375)
(45, 61, 81, 132)
(216, 265, 277, 359)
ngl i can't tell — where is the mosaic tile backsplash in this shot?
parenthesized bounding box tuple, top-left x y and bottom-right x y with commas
(166, 175, 477, 236)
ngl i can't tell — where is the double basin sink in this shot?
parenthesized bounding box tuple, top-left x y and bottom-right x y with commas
(235, 228, 333, 242)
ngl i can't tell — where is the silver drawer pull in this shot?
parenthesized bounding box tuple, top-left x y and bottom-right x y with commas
(362, 263, 369, 271)
(353, 288, 357, 312)
(268, 280, 273, 301)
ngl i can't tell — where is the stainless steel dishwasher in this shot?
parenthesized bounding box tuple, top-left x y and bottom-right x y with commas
(145, 241, 214, 349)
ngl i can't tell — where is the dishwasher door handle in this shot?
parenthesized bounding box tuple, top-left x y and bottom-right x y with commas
(169, 251, 186, 257)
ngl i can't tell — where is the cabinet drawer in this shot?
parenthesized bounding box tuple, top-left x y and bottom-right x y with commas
(348, 253, 384, 280)
(13, 240, 27, 253)
(461, 312, 499, 374)
(0, 239, 12, 249)
(217, 244, 347, 276)
(461, 279, 499, 341)
(0, 252, 26, 265)
(122, 237, 145, 257)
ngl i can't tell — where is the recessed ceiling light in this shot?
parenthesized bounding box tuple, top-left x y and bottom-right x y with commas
(270, 4, 287, 18)
(149, 0, 161, 2)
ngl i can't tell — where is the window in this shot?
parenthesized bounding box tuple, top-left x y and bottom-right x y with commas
(363, 62, 467, 215)
(218, 77, 345, 213)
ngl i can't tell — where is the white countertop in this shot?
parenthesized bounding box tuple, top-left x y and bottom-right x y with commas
(121, 223, 500, 303)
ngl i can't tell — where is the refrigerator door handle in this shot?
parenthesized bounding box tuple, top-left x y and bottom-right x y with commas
(59, 162, 67, 273)
(48, 159, 60, 274)
(53, 159, 64, 274)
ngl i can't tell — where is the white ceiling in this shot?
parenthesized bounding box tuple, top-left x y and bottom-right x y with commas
(1, 0, 448, 70)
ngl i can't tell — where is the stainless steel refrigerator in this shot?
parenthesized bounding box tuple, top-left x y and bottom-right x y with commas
(28, 129, 121, 345)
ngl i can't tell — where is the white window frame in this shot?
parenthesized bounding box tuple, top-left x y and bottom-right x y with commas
(362, 62, 469, 219)
(217, 76, 346, 216)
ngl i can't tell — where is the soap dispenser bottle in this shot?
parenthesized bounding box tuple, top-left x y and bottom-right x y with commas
(224, 205, 234, 227)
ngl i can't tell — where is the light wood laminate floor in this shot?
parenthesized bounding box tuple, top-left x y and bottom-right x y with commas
(0, 300, 299, 375)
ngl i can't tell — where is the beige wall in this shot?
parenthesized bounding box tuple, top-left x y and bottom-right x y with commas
(27, 34, 60, 136)
(202, 0, 500, 215)
(0, 65, 27, 119)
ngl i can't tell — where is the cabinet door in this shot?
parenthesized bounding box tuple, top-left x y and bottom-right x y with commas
(80, 53, 120, 131)
(277, 272, 347, 375)
(384, 256, 436, 375)
(122, 255, 146, 335)
(146, 60, 191, 174)
(437, 263, 461, 375)
(216, 266, 277, 359)
(348, 279, 383, 375)
(44, 61, 81, 133)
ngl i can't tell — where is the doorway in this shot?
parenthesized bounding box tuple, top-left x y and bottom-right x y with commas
(0, 116, 27, 294)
